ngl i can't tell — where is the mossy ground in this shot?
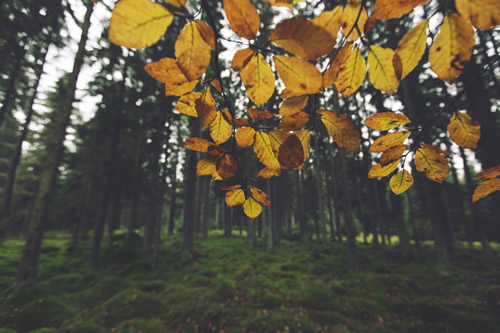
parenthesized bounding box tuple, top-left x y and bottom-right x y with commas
(0, 231, 499, 332)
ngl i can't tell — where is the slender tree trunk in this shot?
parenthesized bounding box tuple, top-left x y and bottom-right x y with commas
(167, 177, 177, 235)
(17, 1, 94, 286)
(405, 190, 421, 250)
(266, 179, 273, 251)
(71, 173, 92, 247)
(339, 150, 357, 271)
(392, 193, 410, 258)
(314, 166, 327, 245)
(295, 170, 307, 240)
(201, 177, 209, 238)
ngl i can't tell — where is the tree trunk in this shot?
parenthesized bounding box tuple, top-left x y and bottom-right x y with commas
(339, 149, 357, 271)
(295, 170, 307, 241)
(167, 177, 177, 235)
(16, 1, 94, 286)
(392, 193, 410, 258)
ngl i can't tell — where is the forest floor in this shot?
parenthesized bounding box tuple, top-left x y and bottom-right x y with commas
(0, 231, 499, 333)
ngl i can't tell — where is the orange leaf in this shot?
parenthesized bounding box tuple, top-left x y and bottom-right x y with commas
(241, 53, 275, 106)
(476, 165, 500, 180)
(210, 111, 233, 145)
(232, 48, 254, 71)
(372, 0, 429, 20)
(248, 108, 274, 120)
(243, 197, 262, 219)
(414, 147, 449, 183)
(274, 55, 323, 95)
(380, 144, 406, 166)
(368, 160, 399, 179)
(210, 79, 223, 93)
(144, 58, 197, 96)
(175, 21, 212, 81)
(341, 1, 368, 41)
(166, 80, 199, 97)
(235, 127, 256, 148)
(195, 90, 217, 128)
(312, 6, 343, 40)
(472, 178, 500, 203)
(194, 20, 216, 50)
(224, 0, 260, 39)
(269, 131, 305, 169)
(197, 157, 217, 176)
(280, 95, 309, 117)
(364, 112, 410, 131)
(166, 0, 185, 6)
(249, 186, 271, 206)
(335, 47, 366, 97)
(390, 170, 414, 195)
(369, 131, 410, 153)
(448, 111, 481, 149)
(175, 92, 202, 117)
(456, 0, 500, 29)
(233, 118, 250, 127)
(295, 129, 311, 162)
(324, 42, 353, 88)
(216, 154, 238, 180)
(318, 109, 360, 152)
(225, 189, 246, 207)
(184, 137, 216, 152)
(279, 112, 309, 131)
(269, 17, 336, 60)
(257, 167, 281, 179)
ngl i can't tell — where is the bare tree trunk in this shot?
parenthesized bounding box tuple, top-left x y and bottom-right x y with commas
(71, 173, 92, 247)
(339, 149, 357, 271)
(167, 176, 177, 235)
(17, 1, 94, 286)
(295, 170, 307, 240)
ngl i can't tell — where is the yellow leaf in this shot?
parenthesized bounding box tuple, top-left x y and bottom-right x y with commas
(414, 147, 449, 183)
(390, 170, 414, 195)
(368, 160, 399, 179)
(166, 0, 185, 6)
(372, 0, 429, 20)
(395, 19, 428, 79)
(274, 56, 323, 95)
(194, 20, 216, 50)
(195, 90, 217, 128)
(269, 17, 336, 60)
(456, 0, 500, 29)
(324, 42, 353, 89)
(312, 6, 343, 40)
(210, 111, 233, 145)
(216, 154, 238, 180)
(257, 167, 281, 178)
(279, 112, 309, 131)
(144, 58, 197, 96)
(109, 0, 173, 49)
(472, 178, 500, 203)
(335, 47, 366, 97)
(318, 109, 361, 152)
(429, 13, 475, 83)
(197, 157, 217, 176)
(249, 186, 271, 207)
(235, 127, 256, 148)
(241, 53, 275, 106)
(254, 132, 281, 169)
(368, 46, 400, 95)
(264, 0, 305, 9)
(243, 197, 262, 219)
(369, 131, 410, 153)
(476, 165, 500, 180)
(295, 129, 311, 162)
(224, 0, 260, 39)
(448, 111, 481, 149)
(225, 189, 246, 207)
(165, 80, 199, 97)
(268, 131, 304, 169)
(279, 96, 309, 117)
(232, 48, 255, 71)
(364, 112, 410, 131)
(380, 144, 406, 166)
(184, 137, 216, 152)
(341, 1, 368, 41)
(175, 92, 202, 117)
(175, 22, 212, 81)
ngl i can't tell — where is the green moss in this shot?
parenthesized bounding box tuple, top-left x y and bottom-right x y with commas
(59, 321, 107, 333)
(115, 318, 166, 332)
(213, 274, 236, 300)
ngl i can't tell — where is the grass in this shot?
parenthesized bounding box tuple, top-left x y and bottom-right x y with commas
(0, 231, 499, 332)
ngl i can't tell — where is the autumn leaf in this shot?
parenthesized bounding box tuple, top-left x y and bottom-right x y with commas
(269, 131, 304, 169)
(197, 157, 217, 176)
(175, 92, 202, 117)
(248, 108, 274, 120)
(254, 131, 281, 169)
(341, 1, 368, 41)
(421, 143, 450, 156)
(175, 22, 212, 81)
(225, 189, 246, 207)
(279, 112, 309, 131)
(210, 111, 233, 145)
(166, 0, 185, 7)
(184, 137, 216, 152)
(295, 129, 311, 162)
(380, 144, 406, 166)
(109, 0, 173, 49)
(312, 6, 343, 40)
(280, 95, 309, 117)
(264, 0, 305, 9)
(367, 46, 400, 95)
(274, 56, 323, 95)
(194, 20, 216, 50)
(243, 197, 262, 219)
(390, 170, 414, 195)
(224, 0, 260, 39)
(216, 154, 238, 180)
(233, 118, 250, 127)
(414, 147, 449, 183)
(318, 109, 361, 152)
(257, 167, 281, 178)
(210, 79, 223, 93)
(364, 112, 410, 131)
(395, 19, 428, 79)
(232, 48, 254, 71)
(455, 0, 500, 29)
(249, 186, 271, 207)
(324, 42, 353, 89)
(241, 54, 275, 106)
(235, 127, 256, 148)
(335, 47, 366, 98)
(369, 131, 411, 153)
(372, 0, 429, 20)
(448, 111, 481, 149)
(476, 165, 500, 179)
(269, 17, 336, 60)
(144, 58, 197, 96)
(472, 178, 500, 203)
(195, 90, 217, 128)
(368, 160, 399, 179)
(429, 13, 475, 83)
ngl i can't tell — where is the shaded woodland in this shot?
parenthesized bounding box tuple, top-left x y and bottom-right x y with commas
(0, 0, 499, 331)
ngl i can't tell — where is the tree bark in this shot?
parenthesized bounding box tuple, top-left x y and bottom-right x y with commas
(339, 149, 357, 271)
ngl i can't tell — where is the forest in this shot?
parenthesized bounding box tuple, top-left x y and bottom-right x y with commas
(0, 0, 499, 331)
